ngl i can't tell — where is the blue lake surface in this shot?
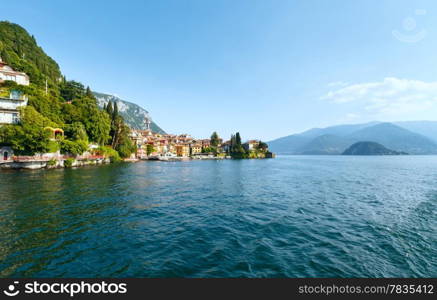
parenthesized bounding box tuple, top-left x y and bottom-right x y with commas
(0, 156, 436, 277)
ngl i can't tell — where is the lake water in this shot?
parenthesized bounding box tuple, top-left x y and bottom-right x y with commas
(0, 156, 436, 277)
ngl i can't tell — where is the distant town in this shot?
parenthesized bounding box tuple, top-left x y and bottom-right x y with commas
(129, 127, 274, 161)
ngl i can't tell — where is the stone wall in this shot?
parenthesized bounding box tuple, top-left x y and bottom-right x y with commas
(0, 157, 111, 170)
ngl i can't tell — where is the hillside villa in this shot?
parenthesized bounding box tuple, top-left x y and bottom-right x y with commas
(0, 57, 29, 126)
(0, 57, 30, 86)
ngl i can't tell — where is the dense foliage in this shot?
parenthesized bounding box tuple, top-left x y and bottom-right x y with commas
(105, 101, 136, 158)
(229, 132, 247, 158)
(0, 22, 135, 159)
(210, 131, 220, 147)
(0, 21, 61, 87)
(228, 132, 270, 159)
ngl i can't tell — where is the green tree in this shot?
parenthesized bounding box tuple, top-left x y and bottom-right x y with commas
(230, 132, 247, 158)
(64, 122, 88, 141)
(60, 139, 88, 156)
(0, 21, 62, 87)
(229, 134, 236, 154)
(71, 97, 111, 145)
(235, 132, 242, 146)
(146, 144, 155, 155)
(202, 146, 216, 153)
(106, 101, 113, 116)
(257, 141, 268, 151)
(0, 107, 55, 155)
(115, 124, 136, 158)
(60, 80, 85, 101)
(113, 101, 119, 119)
(86, 109, 111, 145)
(0, 22, 133, 158)
(85, 86, 94, 98)
(210, 131, 220, 147)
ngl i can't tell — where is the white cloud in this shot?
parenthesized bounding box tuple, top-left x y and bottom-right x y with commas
(322, 77, 437, 118)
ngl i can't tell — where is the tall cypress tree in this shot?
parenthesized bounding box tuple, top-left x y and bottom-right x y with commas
(106, 101, 113, 116)
(113, 102, 119, 119)
(236, 132, 242, 146)
(230, 134, 236, 153)
(85, 86, 94, 98)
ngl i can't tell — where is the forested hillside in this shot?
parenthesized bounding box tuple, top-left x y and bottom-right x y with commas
(0, 21, 135, 159)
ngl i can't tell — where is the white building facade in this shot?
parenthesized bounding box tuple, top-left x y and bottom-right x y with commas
(0, 58, 30, 125)
(0, 92, 28, 125)
(0, 58, 30, 86)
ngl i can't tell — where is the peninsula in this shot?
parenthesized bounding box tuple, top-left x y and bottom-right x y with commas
(342, 141, 408, 156)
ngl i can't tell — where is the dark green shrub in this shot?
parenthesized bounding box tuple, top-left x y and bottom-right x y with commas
(47, 159, 57, 166)
(64, 158, 74, 168)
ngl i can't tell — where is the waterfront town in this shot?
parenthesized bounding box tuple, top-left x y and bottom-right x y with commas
(129, 127, 272, 161)
(0, 57, 273, 169)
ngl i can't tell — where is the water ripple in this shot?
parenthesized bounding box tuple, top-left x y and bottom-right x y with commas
(0, 156, 436, 277)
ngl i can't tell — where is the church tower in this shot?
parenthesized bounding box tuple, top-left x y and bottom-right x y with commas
(144, 117, 152, 131)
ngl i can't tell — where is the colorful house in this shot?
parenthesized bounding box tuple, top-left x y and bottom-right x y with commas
(190, 144, 202, 155)
(176, 144, 190, 157)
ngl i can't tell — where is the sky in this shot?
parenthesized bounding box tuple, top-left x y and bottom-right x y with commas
(2, 0, 437, 141)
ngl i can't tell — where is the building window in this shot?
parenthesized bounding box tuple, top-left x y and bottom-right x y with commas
(12, 113, 19, 124)
(10, 90, 22, 100)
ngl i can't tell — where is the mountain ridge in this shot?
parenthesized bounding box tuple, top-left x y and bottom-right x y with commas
(93, 92, 166, 134)
(268, 121, 437, 155)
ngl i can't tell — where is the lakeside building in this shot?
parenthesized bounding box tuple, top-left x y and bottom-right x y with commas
(220, 140, 231, 153)
(176, 144, 190, 157)
(243, 140, 260, 151)
(199, 139, 211, 148)
(130, 129, 219, 158)
(0, 57, 30, 86)
(0, 59, 30, 125)
(190, 144, 202, 155)
(0, 92, 28, 125)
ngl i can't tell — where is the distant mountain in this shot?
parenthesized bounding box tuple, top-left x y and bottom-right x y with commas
(348, 123, 437, 154)
(342, 142, 408, 155)
(263, 134, 311, 154)
(299, 122, 379, 138)
(297, 134, 356, 155)
(268, 122, 437, 155)
(268, 122, 378, 154)
(395, 121, 437, 143)
(93, 92, 165, 134)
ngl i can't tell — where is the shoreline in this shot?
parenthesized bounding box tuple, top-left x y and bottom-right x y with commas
(0, 153, 275, 170)
(0, 156, 110, 170)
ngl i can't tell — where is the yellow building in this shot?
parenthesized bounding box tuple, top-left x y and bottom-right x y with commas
(167, 144, 177, 155)
(176, 145, 190, 157)
(190, 144, 202, 155)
